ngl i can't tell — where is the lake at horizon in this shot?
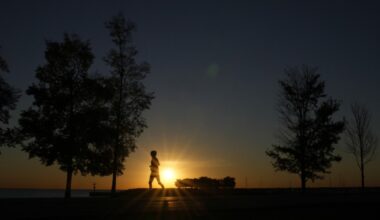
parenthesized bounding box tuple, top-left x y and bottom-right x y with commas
(0, 188, 107, 198)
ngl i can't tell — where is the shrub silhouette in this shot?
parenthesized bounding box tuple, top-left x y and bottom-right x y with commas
(175, 176, 235, 189)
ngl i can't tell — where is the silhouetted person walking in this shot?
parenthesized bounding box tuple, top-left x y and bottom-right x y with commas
(149, 150, 164, 189)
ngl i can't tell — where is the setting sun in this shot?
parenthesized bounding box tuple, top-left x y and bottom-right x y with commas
(162, 168, 175, 183)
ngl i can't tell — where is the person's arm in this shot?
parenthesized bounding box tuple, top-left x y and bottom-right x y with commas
(154, 158, 160, 166)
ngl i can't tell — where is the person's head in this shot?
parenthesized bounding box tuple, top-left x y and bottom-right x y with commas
(150, 150, 157, 157)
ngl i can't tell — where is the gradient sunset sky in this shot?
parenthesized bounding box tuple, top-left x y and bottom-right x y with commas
(1, 0, 380, 189)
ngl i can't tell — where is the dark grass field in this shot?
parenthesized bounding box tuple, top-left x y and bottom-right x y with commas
(1, 188, 380, 220)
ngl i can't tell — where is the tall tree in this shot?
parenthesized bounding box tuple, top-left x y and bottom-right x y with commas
(104, 14, 154, 193)
(0, 47, 19, 153)
(266, 65, 344, 190)
(345, 103, 378, 189)
(19, 34, 106, 198)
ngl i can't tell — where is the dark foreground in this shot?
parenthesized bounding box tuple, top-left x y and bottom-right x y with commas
(1, 188, 380, 220)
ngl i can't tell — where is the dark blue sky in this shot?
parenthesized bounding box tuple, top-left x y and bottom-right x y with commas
(1, 0, 380, 188)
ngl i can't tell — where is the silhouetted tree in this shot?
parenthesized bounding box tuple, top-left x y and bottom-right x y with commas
(345, 103, 378, 189)
(0, 47, 19, 154)
(18, 34, 108, 198)
(266, 65, 344, 190)
(104, 14, 154, 193)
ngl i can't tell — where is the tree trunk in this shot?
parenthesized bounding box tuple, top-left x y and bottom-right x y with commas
(111, 168, 117, 193)
(360, 147, 365, 190)
(300, 172, 306, 191)
(360, 159, 365, 190)
(361, 166, 365, 189)
(111, 64, 123, 194)
(65, 167, 73, 199)
(111, 149, 118, 193)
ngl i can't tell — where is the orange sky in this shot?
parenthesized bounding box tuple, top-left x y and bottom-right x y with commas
(1, 131, 380, 190)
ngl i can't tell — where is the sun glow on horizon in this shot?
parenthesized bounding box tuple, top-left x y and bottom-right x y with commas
(162, 168, 176, 185)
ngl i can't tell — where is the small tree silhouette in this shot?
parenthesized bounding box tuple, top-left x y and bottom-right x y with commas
(266, 65, 344, 190)
(345, 103, 378, 189)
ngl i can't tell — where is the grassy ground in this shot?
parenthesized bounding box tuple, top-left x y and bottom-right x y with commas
(1, 188, 380, 219)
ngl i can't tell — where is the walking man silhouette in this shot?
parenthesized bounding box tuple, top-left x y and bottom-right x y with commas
(149, 150, 164, 189)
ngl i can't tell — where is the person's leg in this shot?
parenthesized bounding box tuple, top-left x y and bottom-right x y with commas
(149, 175, 154, 189)
(156, 175, 165, 189)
